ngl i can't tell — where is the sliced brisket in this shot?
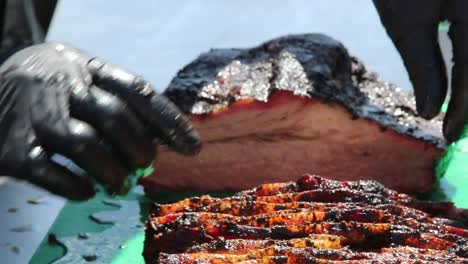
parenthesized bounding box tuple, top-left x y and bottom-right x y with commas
(144, 175, 468, 263)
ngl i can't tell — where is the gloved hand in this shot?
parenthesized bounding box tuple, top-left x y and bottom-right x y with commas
(373, 0, 468, 142)
(0, 43, 201, 200)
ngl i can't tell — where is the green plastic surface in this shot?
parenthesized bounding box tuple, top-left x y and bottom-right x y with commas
(29, 187, 149, 264)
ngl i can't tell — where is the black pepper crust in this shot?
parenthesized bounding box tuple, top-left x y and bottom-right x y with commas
(144, 176, 468, 263)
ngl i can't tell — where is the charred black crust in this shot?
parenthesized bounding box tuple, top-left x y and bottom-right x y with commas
(164, 33, 444, 148)
(144, 176, 468, 263)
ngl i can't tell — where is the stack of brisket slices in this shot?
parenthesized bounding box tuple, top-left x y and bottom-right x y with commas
(144, 175, 468, 263)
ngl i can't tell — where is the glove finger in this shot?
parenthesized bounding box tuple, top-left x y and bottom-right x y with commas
(70, 85, 156, 169)
(373, 0, 447, 119)
(396, 29, 448, 119)
(37, 118, 130, 195)
(87, 58, 201, 155)
(444, 70, 468, 142)
(25, 146, 95, 200)
(443, 20, 468, 142)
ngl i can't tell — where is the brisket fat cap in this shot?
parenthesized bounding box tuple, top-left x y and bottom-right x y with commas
(141, 34, 444, 193)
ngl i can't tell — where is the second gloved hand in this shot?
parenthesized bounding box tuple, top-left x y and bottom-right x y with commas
(0, 43, 201, 200)
(373, 0, 468, 142)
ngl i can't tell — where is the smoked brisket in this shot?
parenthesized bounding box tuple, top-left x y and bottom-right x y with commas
(140, 34, 443, 194)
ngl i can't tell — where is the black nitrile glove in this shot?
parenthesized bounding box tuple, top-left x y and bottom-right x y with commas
(0, 43, 201, 200)
(373, 0, 468, 142)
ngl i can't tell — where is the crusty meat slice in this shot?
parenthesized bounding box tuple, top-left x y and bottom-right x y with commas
(150, 211, 468, 241)
(147, 221, 392, 256)
(185, 235, 346, 254)
(159, 247, 466, 264)
(234, 258, 454, 264)
(148, 219, 462, 253)
(148, 221, 466, 262)
(240, 174, 412, 200)
(140, 34, 444, 194)
(152, 198, 432, 221)
(152, 199, 467, 235)
(150, 175, 468, 229)
(239, 174, 463, 219)
(186, 238, 457, 259)
(151, 210, 392, 227)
